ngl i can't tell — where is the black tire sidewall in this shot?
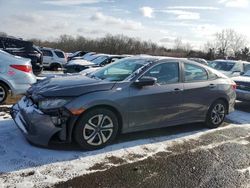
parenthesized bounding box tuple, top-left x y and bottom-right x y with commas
(206, 100, 227, 128)
(73, 108, 119, 150)
(0, 83, 8, 104)
(51, 64, 60, 71)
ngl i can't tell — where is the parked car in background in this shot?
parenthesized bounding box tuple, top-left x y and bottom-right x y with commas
(11, 56, 236, 150)
(40, 47, 67, 71)
(63, 59, 95, 73)
(64, 54, 128, 73)
(80, 67, 100, 75)
(232, 70, 250, 101)
(208, 60, 250, 77)
(67, 51, 88, 61)
(188, 58, 208, 65)
(81, 52, 96, 60)
(0, 36, 43, 75)
(0, 50, 36, 103)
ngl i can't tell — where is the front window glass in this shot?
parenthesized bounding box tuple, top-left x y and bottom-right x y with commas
(91, 58, 149, 81)
(144, 62, 179, 85)
(42, 50, 53, 57)
(184, 63, 208, 82)
(55, 51, 65, 58)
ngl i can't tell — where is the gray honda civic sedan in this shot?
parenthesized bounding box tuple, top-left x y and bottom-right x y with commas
(11, 56, 236, 150)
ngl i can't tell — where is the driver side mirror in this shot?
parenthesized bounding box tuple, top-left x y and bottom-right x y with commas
(134, 76, 157, 87)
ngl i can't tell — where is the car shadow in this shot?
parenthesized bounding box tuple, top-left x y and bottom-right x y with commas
(235, 100, 250, 113)
(48, 122, 208, 151)
(0, 119, 230, 173)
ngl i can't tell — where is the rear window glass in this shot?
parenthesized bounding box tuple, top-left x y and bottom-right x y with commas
(55, 51, 65, 58)
(184, 63, 208, 82)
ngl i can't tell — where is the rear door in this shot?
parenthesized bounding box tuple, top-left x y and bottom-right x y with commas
(181, 62, 218, 120)
(128, 61, 184, 128)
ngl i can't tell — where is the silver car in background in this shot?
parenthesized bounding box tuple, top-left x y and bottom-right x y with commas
(233, 70, 250, 101)
(208, 60, 250, 77)
(0, 50, 36, 103)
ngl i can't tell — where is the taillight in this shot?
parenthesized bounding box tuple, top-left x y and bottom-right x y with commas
(10, 65, 32, 73)
(232, 83, 237, 90)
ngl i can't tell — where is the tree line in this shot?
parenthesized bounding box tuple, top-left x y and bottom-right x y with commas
(1, 30, 249, 61)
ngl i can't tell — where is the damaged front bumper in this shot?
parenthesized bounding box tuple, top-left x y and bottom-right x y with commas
(10, 96, 74, 146)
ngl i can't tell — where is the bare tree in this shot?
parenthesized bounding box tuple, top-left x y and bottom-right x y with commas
(230, 32, 247, 56)
(214, 29, 246, 57)
(0, 32, 7, 37)
(214, 29, 233, 57)
(174, 37, 183, 50)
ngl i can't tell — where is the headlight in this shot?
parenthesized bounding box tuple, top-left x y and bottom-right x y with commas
(38, 98, 70, 110)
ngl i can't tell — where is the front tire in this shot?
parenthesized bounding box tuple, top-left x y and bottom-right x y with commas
(0, 83, 8, 104)
(205, 100, 227, 128)
(74, 108, 119, 150)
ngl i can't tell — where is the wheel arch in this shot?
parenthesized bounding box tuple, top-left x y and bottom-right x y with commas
(0, 80, 11, 92)
(69, 104, 124, 142)
(211, 97, 229, 114)
(50, 62, 62, 68)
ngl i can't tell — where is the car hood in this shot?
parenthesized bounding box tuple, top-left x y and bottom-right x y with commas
(232, 76, 250, 82)
(67, 59, 94, 66)
(28, 74, 115, 98)
(218, 70, 232, 77)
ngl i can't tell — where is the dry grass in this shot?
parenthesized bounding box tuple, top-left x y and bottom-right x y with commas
(4, 95, 22, 105)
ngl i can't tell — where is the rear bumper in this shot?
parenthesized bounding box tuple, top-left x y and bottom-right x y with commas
(236, 89, 250, 101)
(10, 97, 62, 146)
(10, 74, 37, 95)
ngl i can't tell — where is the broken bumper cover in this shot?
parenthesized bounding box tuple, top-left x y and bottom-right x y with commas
(10, 96, 62, 146)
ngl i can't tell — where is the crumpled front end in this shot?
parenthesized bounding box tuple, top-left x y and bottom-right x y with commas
(10, 96, 71, 146)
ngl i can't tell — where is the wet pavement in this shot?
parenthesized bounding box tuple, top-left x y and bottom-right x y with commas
(53, 103, 250, 188)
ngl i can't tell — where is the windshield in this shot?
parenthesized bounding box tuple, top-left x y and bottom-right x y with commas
(208, 61, 235, 71)
(90, 58, 150, 81)
(92, 56, 108, 64)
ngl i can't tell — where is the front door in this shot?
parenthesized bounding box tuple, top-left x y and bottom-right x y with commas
(128, 62, 183, 128)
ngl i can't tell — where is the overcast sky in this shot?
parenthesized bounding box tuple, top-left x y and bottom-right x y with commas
(0, 0, 249, 49)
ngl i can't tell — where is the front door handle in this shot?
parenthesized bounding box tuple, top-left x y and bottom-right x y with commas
(174, 88, 183, 92)
(209, 84, 216, 88)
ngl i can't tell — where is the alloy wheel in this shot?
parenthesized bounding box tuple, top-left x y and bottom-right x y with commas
(83, 114, 114, 146)
(211, 104, 225, 125)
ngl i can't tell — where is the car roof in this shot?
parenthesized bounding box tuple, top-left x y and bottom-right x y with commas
(40, 47, 64, 52)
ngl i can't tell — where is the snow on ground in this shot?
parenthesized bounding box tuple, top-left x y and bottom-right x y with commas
(0, 110, 249, 187)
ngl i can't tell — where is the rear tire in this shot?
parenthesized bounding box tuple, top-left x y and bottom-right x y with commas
(0, 83, 8, 104)
(50, 63, 61, 71)
(205, 99, 227, 128)
(74, 108, 119, 150)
